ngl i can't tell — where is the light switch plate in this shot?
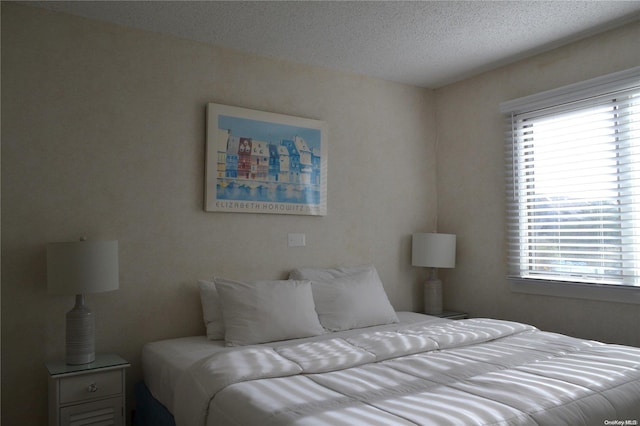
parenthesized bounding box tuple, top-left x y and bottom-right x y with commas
(288, 233, 306, 247)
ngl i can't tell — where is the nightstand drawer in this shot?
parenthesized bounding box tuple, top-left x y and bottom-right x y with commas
(60, 397, 123, 426)
(59, 370, 122, 404)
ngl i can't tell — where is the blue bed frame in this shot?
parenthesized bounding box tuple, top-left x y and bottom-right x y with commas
(133, 382, 176, 426)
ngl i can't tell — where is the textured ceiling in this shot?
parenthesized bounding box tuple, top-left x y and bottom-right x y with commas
(26, 1, 640, 88)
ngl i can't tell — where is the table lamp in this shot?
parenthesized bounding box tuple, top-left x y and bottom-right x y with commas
(412, 233, 456, 315)
(47, 239, 119, 365)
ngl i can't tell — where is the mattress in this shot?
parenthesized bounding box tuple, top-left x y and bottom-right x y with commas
(142, 311, 446, 413)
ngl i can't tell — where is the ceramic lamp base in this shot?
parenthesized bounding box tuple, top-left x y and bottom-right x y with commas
(424, 279, 443, 315)
(65, 294, 95, 365)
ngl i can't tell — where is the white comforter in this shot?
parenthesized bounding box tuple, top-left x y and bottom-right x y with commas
(174, 318, 640, 426)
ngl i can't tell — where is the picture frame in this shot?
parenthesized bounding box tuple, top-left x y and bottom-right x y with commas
(205, 103, 328, 216)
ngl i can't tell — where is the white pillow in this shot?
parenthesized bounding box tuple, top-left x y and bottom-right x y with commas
(214, 277, 325, 346)
(289, 263, 375, 281)
(198, 280, 225, 340)
(299, 266, 399, 331)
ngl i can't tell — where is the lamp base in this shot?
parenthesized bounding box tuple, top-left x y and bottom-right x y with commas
(66, 294, 95, 365)
(423, 279, 443, 315)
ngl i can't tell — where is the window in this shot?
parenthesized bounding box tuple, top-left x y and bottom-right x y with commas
(501, 68, 640, 291)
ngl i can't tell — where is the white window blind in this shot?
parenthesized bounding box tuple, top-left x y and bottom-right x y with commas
(502, 67, 640, 288)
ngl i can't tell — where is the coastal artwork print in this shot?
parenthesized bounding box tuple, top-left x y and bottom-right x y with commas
(205, 103, 327, 215)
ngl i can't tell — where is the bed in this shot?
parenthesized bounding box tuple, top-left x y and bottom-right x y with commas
(137, 265, 640, 426)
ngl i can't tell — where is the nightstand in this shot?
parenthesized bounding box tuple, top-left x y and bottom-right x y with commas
(434, 310, 468, 320)
(46, 353, 130, 426)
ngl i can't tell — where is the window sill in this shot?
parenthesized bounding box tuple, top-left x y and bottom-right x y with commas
(510, 278, 640, 305)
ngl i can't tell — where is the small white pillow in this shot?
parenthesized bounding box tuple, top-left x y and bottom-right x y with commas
(289, 264, 376, 281)
(214, 277, 325, 346)
(304, 266, 399, 331)
(198, 280, 225, 340)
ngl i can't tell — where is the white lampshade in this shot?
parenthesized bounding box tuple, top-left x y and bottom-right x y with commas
(47, 240, 119, 295)
(412, 233, 456, 268)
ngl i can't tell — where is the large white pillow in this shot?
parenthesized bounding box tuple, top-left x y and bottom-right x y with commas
(198, 280, 225, 340)
(293, 265, 399, 331)
(214, 277, 325, 346)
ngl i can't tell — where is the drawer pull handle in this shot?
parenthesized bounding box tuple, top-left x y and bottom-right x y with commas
(87, 383, 98, 393)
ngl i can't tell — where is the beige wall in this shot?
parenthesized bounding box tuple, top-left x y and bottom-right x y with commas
(1, 4, 436, 424)
(435, 21, 640, 346)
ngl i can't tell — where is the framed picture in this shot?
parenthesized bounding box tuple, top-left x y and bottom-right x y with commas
(205, 103, 328, 216)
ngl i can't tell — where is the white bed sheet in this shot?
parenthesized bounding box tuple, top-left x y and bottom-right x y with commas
(173, 317, 640, 426)
(142, 311, 447, 413)
(142, 336, 227, 412)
